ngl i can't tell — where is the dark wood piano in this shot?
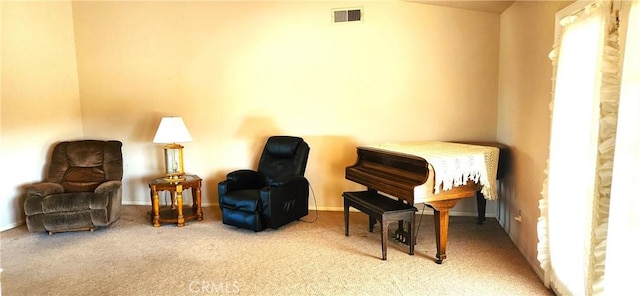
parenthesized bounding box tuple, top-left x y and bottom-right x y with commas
(345, 142, 508, 264)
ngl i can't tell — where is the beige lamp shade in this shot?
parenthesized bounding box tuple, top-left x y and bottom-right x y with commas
(153, 116, 192, 144)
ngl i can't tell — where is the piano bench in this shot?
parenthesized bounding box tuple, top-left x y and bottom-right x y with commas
(343, 190, 418, 260)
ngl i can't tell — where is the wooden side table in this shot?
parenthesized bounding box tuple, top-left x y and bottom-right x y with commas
(148, 175, 203, 227)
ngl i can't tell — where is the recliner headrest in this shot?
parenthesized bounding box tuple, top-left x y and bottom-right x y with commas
(265, 136, 303, 158)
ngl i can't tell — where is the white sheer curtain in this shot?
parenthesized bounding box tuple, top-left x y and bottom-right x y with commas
(539, 0, 640, 295)
(539, 3, 609, 295)
(604, 0, 640, 294)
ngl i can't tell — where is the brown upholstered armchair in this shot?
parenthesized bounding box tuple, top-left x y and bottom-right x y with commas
(23, 140, 123, 234)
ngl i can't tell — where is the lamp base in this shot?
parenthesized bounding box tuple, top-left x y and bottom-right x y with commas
(163, 175, 185, 183)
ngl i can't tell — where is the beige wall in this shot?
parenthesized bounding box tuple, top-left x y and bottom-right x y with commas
(70, 1, 500, 212)
(0, 1, 83, 230)
(0, 0, 589, 285)
(497, 1, 571, 277)
(0, 0, 505, 236)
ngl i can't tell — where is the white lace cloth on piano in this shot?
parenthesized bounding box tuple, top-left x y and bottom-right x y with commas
(364, 141, 500, 200)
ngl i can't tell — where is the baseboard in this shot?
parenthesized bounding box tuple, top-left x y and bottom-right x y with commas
(0, 203, 493, 233)
(0, 220, 25, 232)
(317, 206, 495, 218)
(122, 201, 219, 207)
(122, 201, 494, 218)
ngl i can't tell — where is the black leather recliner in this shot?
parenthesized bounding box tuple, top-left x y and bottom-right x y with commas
(218, 136, 310, 231)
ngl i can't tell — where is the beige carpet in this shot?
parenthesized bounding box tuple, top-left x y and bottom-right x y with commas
(0, 206, 553, 296)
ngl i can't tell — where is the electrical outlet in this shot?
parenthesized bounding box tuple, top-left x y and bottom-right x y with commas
(514, 209, 522, 222)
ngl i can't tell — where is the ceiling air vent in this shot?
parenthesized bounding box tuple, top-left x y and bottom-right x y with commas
(332, 8, 362, 23)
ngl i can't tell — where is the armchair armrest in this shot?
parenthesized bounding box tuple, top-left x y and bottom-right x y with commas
(91, 180, 123, 216)
(25, 182, 64, 197)
(260, 175, 309, 204)
(95, 180, 122, 193)
(260, 175, 310, 228)
(227, 170, 258, 183)
(266, 175, 308, 188)
(219, 170, 260, 196)
(221, 170, 262, 191)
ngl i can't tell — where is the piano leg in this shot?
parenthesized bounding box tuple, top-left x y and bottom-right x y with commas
(428, 199, 460, 264)
(476, 191, 487, 225)
(369, 216, 376, 232)
(344, 198, 350, 236)
(395, 220, 406, 243)
(381, 216, 389, 260)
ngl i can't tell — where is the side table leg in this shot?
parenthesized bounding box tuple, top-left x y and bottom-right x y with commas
(171, 190, 176, 209)
(195, 182, 203, 221)
(176, 184, 184, 226)
(151, 186, 161, 227)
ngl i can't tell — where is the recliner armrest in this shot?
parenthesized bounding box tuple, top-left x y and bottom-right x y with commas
(266, 175, 308, 187)
(227, 169, 258, 181)
(259, 175, 310, 229)
(94, 180, 122, 193)
(260, 176, 309, 199)
(25, 182, 64, 197)
(225, 170, 262, 189)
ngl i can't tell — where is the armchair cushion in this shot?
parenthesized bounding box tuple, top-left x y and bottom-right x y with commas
(42, 192, 93, 213)
(219, 189, 261, 212)
(62, 167, 106, 192)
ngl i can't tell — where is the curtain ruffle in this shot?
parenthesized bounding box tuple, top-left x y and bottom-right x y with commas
(590, 22, 621, 296)
(537, 40, 557, 287)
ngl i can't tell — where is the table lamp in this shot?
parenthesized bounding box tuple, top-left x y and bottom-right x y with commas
(153, 116, 192, 182)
